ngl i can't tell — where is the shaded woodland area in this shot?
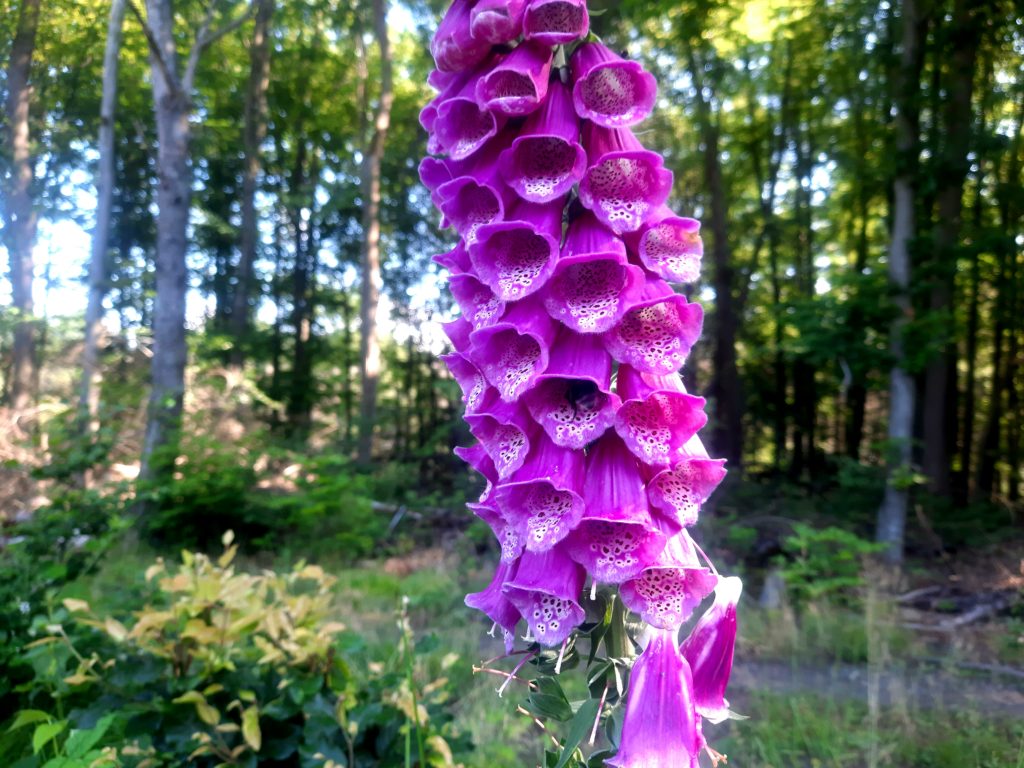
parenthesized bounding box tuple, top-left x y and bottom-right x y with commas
(0, 0, 1023, 764)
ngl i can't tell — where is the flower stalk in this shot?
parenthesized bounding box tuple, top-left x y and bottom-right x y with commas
(422, 5, 742, 765)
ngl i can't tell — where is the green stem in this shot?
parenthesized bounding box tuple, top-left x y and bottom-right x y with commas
(605, 594, 631, 660)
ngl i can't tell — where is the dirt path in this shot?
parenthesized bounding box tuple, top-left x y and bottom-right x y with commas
(730, 658, 1024, 718)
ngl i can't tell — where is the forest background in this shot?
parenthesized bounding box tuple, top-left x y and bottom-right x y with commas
(0, 0, 1023, 765)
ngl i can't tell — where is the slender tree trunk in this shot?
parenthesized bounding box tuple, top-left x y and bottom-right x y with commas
(136, 0, 252, 495)
(79, 0, 126, 480)
(356, 0, 394, 466)
(342, 291, 354, 447)
(957, 59, 990, 503)
(286, 142, 320, 438)
(685, 46, 742, 468)
(229, 0, 273, 368)
(921, 0, 980, 498)
(877, 0, 924, 565)
(3, 0, 42, 425)
(138, 0, 192, 491)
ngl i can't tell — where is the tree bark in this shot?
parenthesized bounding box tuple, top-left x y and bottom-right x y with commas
(921, 0, 980, 498)
(877, 0, 924, 565)
(79, 0, 127, 463)
(135, 0, 252, 496)
(685, 47, 743, 469)
(356, 0, 394, 466)
(138, 0, 191, 491)
(3, 0, 42, 425)
(229, 0, 273, 369)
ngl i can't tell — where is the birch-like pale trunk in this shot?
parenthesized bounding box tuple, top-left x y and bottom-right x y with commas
(80, 0, 127, 439)
(3, 0, 42, 425)
(877, 0, 923, 565)
(134, 0, 253, 497)
(356, 0, 394, 466)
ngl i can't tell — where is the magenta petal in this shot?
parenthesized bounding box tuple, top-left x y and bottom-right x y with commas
(466, 558, 523, 652)
(450, 272, 507, 330)
(455, 442, 500, 503)
(562, 209, 627, 260)
(579, 124, 673, 234)
(470, 501, 526, 563)
(466, 389, 535, 479)
(681, 576, 742, 723)
(523, 331, 620, 449)
(614, 366, 708, 465)
(470, 0, 527, 43)
(544, 249, 646, 334)
(647, 449, 728, 534)
(624, 206, 704, 283)
(620, 533, 718, 629)
(602, 279, 704, 374)
(476, 41, 553, 116)
(470, 297, 557, 401)
(564, 434, 666, 583)
(570, 42, 658, 128)
(498, 80, 587, 203)
(432, 241, 473, 275)
(442, 315, 474, 353)
(441, 352, 489, 415)
(502, 546, 586, 646)
(496, 432, 586, 551)
(607, 628, 701, 768)
(435, 70, 509, 160)
(470, 198, 564, 301)
(431, 0, 493, 73)
(522, 0, 589, 46)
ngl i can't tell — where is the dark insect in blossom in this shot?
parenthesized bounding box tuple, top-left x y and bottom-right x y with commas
(565, 379, 601, 416)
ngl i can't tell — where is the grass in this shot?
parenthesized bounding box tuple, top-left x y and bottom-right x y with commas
(715, 692, 1024, 768)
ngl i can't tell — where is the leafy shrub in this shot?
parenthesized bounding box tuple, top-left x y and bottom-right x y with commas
(1, 534, 463, 767)
(139, 435, 268, 549)
(263, 455, 385, 562)
(0, 487, 126, 717)
(776, 523, 886, 606)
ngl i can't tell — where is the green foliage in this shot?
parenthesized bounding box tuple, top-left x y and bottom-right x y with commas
(0, 488, 125, 716)
(2, 535, 464, 767)
(262, 454, 384, 561)
(717, 692, 1024, 768)
(777, 523, 886, 606)
(140, 434, 266, 549)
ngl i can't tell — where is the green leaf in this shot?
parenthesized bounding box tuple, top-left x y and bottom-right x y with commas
(7, 709, 51, 731)
(33, 721, 66, 755)
(525, 677, 574, 722)
(554, 698, 600, 768)
(241, 706, 261, 752)
(63, 714, 116, 758)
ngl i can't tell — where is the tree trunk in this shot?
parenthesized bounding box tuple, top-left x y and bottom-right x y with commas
(138, 0, 192, 492)
(877, 0, 924, 565)
(79, 0, 127, 470)
(921, 0, 980, 498)
(356, 0, 394, 466)
(285, 139, 316, 437)
(3, 0, 42, 425)
(229, 0, 273, 369)
(684, 45, 742, 469)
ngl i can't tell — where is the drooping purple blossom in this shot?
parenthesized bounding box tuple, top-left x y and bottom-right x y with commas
(607, 628, 702, 768)
(424, 10, 741, 763)
(503, 546, 586, 646)
(681, 576, 742, 724)
(571, 41, 658, 128)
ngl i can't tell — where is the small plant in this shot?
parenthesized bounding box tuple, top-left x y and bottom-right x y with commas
(776, 523, 886, 606)
(3, 533, 464, 767)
